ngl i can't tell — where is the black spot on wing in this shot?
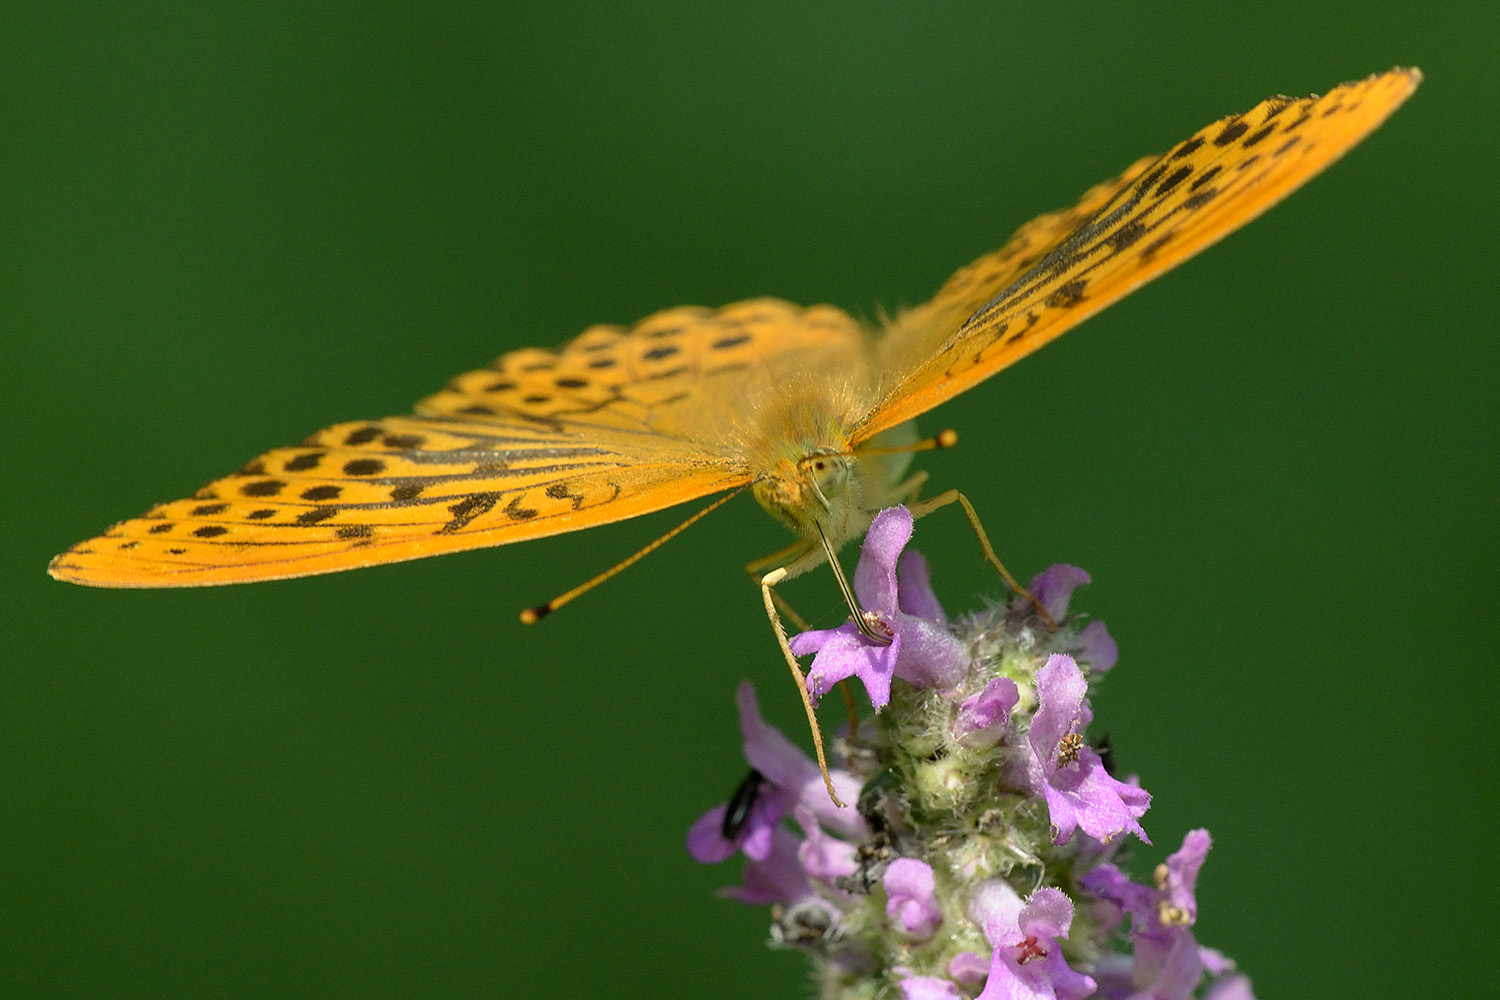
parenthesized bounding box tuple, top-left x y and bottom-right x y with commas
(1181, 189, 1218, 211)
(440, 493, 499, 533)
(545, 482, 585, 510)
(390, 483, 425, 501)
(344, 426, 381, 446)
(1189, 165, 1221, 191)
(284, 452, 323, 472)
(505, 497, 539, 521)
(1242, 124, 1276, 147)
(335, 525, 373, 540)
(1156, 165, 1194, 196)
(1045, 280, 1088, 309)
(191, 503, 229, 516)
(246, 509, 276, 520)
(1106, 219, 1148, 252)
(193, 526, 228, 538)
(343, 459, 385, 476)
(1214, 119, 1249, 146)
(296, 507, 337, 526)
(241, 480, 286, 497)
(301, 485, 343, 501)
(642, 344, 680, 361)
(1171, 136, 1204, 159)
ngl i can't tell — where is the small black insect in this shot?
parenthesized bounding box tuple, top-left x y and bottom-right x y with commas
(721, 768, 766, 840)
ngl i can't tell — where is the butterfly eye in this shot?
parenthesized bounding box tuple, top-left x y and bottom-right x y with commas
(802, 452, 849, 505)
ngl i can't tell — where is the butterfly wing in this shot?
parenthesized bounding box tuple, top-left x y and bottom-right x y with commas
(51, 298, 870, 588)
(49, 415, 747, 587)
(418, 297, 868, 436)
(49, 414, 747, 588)
(854, 68, 1421, 441)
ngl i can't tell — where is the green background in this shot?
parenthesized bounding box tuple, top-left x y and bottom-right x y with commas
(4, 4, 1495, 998)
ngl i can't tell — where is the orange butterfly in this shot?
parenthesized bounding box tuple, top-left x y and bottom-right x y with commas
(52, 67, 1420, 592)
(52, 71, 1420, 779)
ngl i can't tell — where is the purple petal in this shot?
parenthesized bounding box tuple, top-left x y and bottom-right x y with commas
(803, 625, 900, 709)
(955, 677, 1020, 745)
(1028, 565, 1091, 621)
(1040, 747, 1151, 846)
(1163, 829, 1211, 923)
(1018, 888, 1073, 940)
(891, 614, 967, 692)
(852, 506, 913, 613)
(970, 878, 1024, 947)
(884, 858, 942, 937)
(1080, 864, 1155, 920)
(1041, 949, 1098, 1000)
(899, 976, 964, 1000)
(949, 951, 991, 986)
(1075, 620, 1117, 673)
(794, 805, 859, 884)
(1129, 927, 1205, 1000)
(720, 826, 810, 905)
(735, 682, 819, 791)
(896, 548, 947, 624)
(1029, 655, 1088, 764)
(1198, 948, 1234, 977)
(1203, 974, 1256, 1000)
(686, 805, 737, 863)
(797, 769, 866, 839)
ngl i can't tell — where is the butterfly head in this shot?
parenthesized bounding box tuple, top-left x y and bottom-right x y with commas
(751, 422, 920, 553)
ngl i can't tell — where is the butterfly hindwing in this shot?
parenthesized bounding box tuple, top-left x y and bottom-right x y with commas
(49, 415, 745, 587)
(418, 298, 869, 435)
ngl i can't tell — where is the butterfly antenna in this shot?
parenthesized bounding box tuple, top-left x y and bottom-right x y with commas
(850, 428, 959, 458)
(520, 486, 747, 624)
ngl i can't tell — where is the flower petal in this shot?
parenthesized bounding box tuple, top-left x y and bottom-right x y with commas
(804, 626, 900, 709)
(892, 614, 967, 692)
(1075, 620, 1117, 673)
(884, 858, 942, 937)
(1028, 565, 1091, 621)
(896, 548, 947, 624)
(853, 506, 913, 612)
(899, 976, 964, 1000)
(956, 677, 1020, 745)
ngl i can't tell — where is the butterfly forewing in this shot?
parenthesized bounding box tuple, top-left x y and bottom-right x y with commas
(855, 68, 1421, 441)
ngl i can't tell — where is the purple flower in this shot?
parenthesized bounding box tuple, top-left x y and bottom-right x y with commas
(1029, 565, 1117, 672)
(954, 676, 1021, 746)
(1081, 830, 1248, 1000)
(884, 858, 942, 937)
(687, 683, 862, 864)
(788, 507, 967, 709)
(1023, 655, 1150, 845)
(970, 882, 1097, 1000)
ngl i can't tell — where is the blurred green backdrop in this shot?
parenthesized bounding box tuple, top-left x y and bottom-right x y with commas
(3, 4, 1495, 998)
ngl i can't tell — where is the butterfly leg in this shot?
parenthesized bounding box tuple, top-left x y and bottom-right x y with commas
(907, 489, 1056, 628)
(747, 548, 863, 737)
(759, 565, 845, 807)
(746, 541, 817, 632)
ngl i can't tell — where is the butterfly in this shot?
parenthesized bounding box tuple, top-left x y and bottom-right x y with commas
(52, 69, 1419, 614)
